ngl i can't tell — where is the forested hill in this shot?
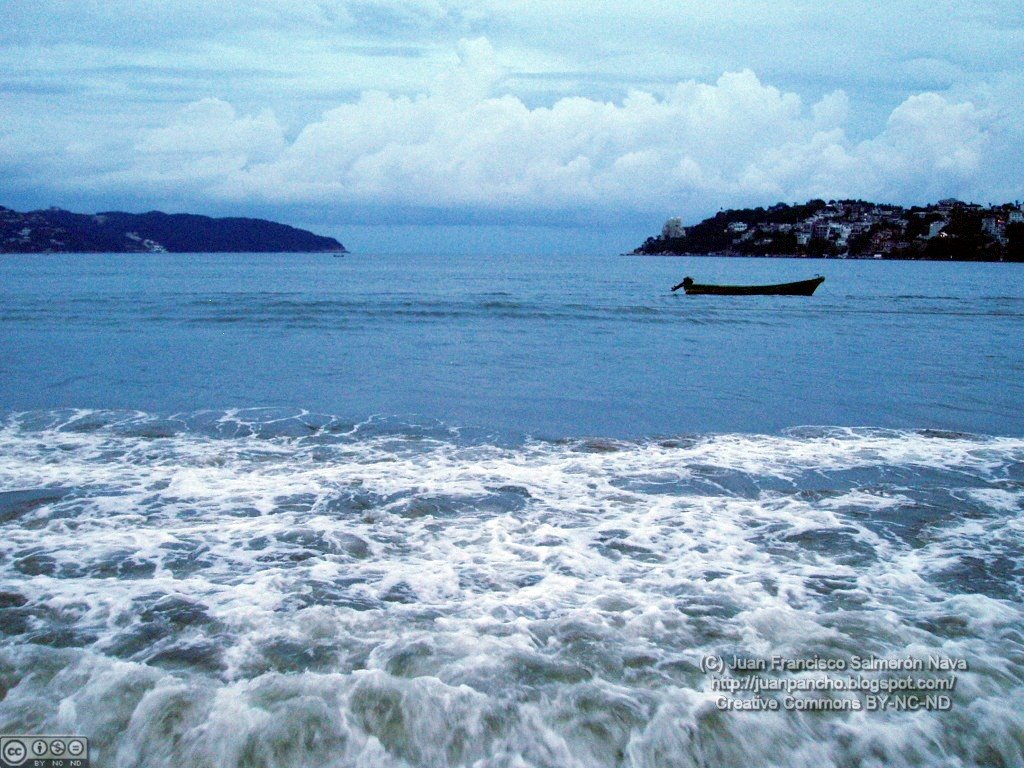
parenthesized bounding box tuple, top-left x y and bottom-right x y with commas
(634, 199, 1024, 261)
(0, 206, 347, 253)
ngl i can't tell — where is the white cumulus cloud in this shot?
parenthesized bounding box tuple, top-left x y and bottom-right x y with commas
(96, 37, 1012, 218)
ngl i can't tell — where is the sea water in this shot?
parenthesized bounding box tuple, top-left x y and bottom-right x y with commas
(0, 253, 1022, 767)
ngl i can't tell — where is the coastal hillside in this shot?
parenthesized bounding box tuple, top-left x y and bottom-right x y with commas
(635, 198, 1024, 261)
(0, 205, 346, 253)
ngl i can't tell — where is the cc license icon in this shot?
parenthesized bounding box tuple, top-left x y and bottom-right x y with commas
(1, 738, 28, 766)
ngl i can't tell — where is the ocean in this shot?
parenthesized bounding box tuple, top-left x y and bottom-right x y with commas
(0, 253, 1022, 767)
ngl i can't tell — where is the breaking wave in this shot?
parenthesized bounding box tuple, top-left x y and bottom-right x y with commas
(1, 409, 1023, 766)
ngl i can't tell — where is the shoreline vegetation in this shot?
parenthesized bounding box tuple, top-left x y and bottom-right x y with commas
(634, 198, 1024, 261)
(0, 205, 346, 254)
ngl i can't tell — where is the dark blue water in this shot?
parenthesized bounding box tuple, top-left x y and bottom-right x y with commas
(1, 252, 1022, 437)
(2, 253, 1023, 767)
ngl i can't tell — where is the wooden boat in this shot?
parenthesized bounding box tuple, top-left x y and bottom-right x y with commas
(671, 275, 824, 296)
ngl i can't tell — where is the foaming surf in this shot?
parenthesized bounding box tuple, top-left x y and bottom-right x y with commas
(1, 409, 1022, 767)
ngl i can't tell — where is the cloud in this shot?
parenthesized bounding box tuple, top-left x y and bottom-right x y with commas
(87, 99, 287, 195)
(0, 0, 478, 54)
(94, 37, 1011, 219)
(138, 98, 285, 159)
(738, 92, 991, 202)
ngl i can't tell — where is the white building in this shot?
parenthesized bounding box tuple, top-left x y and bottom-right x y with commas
(981, 217, 1007, 244)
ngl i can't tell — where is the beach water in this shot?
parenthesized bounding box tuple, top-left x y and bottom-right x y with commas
(1, 253, 1022, 766)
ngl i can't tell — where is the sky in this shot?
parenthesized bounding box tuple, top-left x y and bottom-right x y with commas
(1, 0, 1022, 253)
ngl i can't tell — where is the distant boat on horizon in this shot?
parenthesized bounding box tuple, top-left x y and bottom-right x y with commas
(671, 275, 824, 296)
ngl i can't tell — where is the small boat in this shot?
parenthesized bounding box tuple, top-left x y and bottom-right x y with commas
(671, 275, 824, 296)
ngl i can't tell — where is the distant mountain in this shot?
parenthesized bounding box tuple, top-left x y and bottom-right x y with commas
(634, 198, 1024, 261)
(0, 205, 347, 253)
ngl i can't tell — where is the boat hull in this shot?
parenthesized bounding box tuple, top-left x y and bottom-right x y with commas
(676, 276, 824, 296)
